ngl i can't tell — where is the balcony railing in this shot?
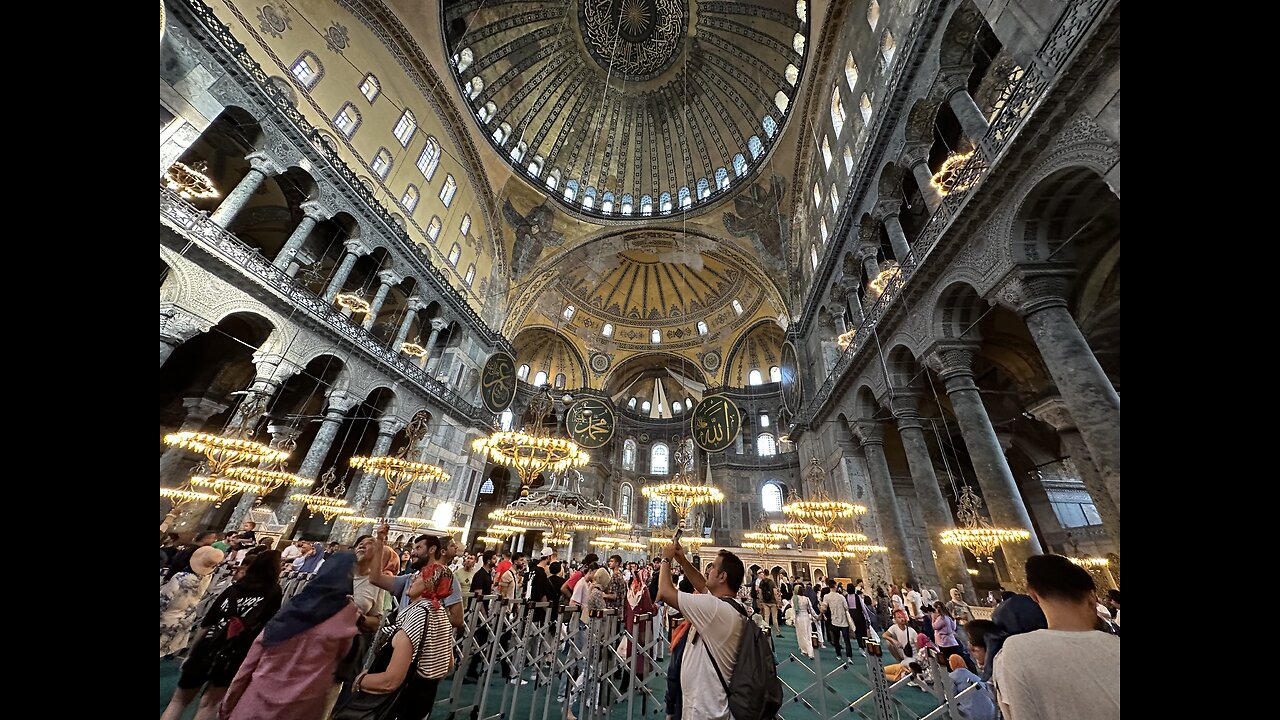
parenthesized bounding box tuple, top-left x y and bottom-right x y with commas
(793, 0, 1111, 432)
(161, 187, 490, 424)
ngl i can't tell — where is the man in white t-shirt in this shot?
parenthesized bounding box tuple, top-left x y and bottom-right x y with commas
(657, 540, 747, 720)
(992, 555, 1120, 720)
(280, 540, 303, 563)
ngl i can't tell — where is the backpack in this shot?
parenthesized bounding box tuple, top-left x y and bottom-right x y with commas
(759, 578, 776, 604)
(700, 598, 782, 720)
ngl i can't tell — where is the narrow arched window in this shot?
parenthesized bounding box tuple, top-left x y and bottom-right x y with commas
(831, 89, 846, 136)
(733, 154, 748, 176)
(758, 433, 777, 457)
(517, 364, 530, 380)
(620, 483, 633, 517)
(697, 178, 710, 199)
(845, 54, 859, 91)
(716, 168, 729, 189)
(359, 74, 380, 102)
(749, 369, 763, 386)
(400, 185, 419, 212)
(370, 148, 393, 179)
(623, 438, 637, 470)
(417, 138, 441, 180)
(769, 366, 781, 383)
(440, 175, 458, 206)
(533, 370, 548, 386)
(648, 496, 668, 527)
(749, 136, 764, 160)
(651, 442, 670, 475)
(290, 51, 323, 89)
(762, 481, 784, 512)
(393, 110, 417, 146)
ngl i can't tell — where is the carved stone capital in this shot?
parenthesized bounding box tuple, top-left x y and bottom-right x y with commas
(937, 64, 976, 94)
(267, 424, 303, 443)
(407, 296, 428, 312)
(378, 417, 407, 437)
(855, 241, 880, 262)
(1026, 396, 1074, 432)
(299, 200, 334, 222)
(924, 341, 979, 383)
(889, 392, 923, 425)
(873, 200, 902, 221)
(377, 269, 404, 287)
(160, 307, 212, 344)
(343, 238, 371, 256)
(851, 418, 885, 446)
(899, 141, 933, 169)
(989, 267, 1075, 316)
(325, 389, 360, 413)
(430, 318, 450, 332)
(252, 354, 302, 385)
(245, 151, 284, 176)
(182, 396, 230, 423)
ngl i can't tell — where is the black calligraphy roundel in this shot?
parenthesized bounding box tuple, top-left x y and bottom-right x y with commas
(780, 341, 802, 415)
(480, 352, 517, 414)
(567, 397, 616, 449)
(690, 394, 742, 453)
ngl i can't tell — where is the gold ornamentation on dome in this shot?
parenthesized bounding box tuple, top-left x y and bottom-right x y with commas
(582, 0, 686, 80)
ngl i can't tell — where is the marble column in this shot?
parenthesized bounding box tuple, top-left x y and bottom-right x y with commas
(844, 282, 865, 325)
(852, 420, 913, 586)
(858, 246, 881, 286)
(1029, 397, 1120, 553)
(901, 143, 942, 213)
(273, 201, 331, 269)
(881, 211, 913, 266)
(322, 240, 369, 303)
(356, 420, 404, 514)
(1012, 272, 1121, 512)
(362, 270, 402, 330)
(278, 390, 359, 538)
(160, 396, 230, 485)
(947, 88, 990, 147)
(890, 394, 975, 600)
(393, 297, 425, 351)
(929, 344, 1041, 588)
(211, 152, 281, 227)
(420, 318, 448, 370)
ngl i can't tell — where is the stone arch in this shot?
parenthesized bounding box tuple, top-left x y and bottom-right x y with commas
(1008, 165, 1116, 267)
(852, 382, 885, 418)
(932, 281, 985, 342)
(903, 97, 944, 146)
(884, 344, 921, 390)
(937, 0, 987, 67)
(875, 162, 907, 206)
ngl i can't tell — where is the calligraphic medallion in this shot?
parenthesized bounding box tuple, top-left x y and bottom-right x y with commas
(690, 394, 741, 453)
(780, 341, 802, 415)
(567, 397, 616, 449)
(480, 352, 517, 414)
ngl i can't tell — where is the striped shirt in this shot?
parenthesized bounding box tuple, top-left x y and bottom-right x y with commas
(398, 599, 454, 678)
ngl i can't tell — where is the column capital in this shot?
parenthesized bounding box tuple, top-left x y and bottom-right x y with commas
(937, 64, 976, 93)
(899, 141, 932, 169)
(1026, 396, 1075, 432)
(160, 306, 212, 344)
(855, 241, 880, 262)
(245, 151, 284, 176)
(430, 317, 450, 332)
(377, 269, 404, 286)
(378, 417, 407, 436)
(343, 238, 372, 256)
(989, 267, 1076, 317)
(181, 396, 230, 423)
(299, 200, 334, 222)
(924, 341, 980, 384)
(889, 392, 924, 429)
(406, 296, 428, 312)
(251, 354, 301, 385)
(873, 200, 901, 221)
(267, 424, 303, 443)
(325, 389, 360, 412)
(850, 418, 886, 446)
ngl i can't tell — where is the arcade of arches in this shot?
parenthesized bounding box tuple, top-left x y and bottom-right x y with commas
(162, 0, 1119, 598)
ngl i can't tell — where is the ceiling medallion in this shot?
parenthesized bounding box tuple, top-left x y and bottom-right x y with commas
(580, 0, 688, 81)
(590, 352, 611, 373)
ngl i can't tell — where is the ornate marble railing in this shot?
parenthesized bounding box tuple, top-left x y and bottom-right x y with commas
(793, 0, 1111, 432)
(160, 187, 489, 422)
(172, 0, 505, 348)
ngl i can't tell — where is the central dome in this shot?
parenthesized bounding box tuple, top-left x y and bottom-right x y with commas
(443, 0, 809, 221)
(579, 0, 688, 81)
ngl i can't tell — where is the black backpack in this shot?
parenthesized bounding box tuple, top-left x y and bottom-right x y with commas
(759, 578, 776, 604)
(700, 598, 782, 720)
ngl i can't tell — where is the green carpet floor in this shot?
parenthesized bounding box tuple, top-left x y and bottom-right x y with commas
(161, 628, 943, 719)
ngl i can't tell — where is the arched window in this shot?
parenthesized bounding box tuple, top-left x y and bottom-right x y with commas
(651, 329, 662, 344)
(679, 187, 692, 208)
(881, 30, 896, 67)
(697, 320, 708, 336)
(620, 483, 633, 516)
(478, 102, 496, 123)
(517, 364, 530, 380)
(769, 366, 781, 383)
(627, 397, 637, 410)
(733, 153, 748, 176)
(860, 93, 873, 124)
(844, 146, 855, 174)
(448, 243, 462, 266)
(602, 323, 614, 337)
(648, 496, 668, 527)
(371, 148, 393, 179)
(757, 433, 777, 457)
(564, 180, 579, 202)
(456, 47, 474, 73)
(623, 439, 637, 470)
(464, 264, 475, 286)
(774, 92, 789, 113)
(659, 192, 673, 213)
(510, 141, 527, 163)
(467, 76, 484, 100)
(748, 136, 764, 160)
(697, 178, 711, 199)
(500, 409, 514, 430)
(796, 0, 807, 22)
(290, 51, 323, 89)
(582, 187, 596, 209)
(400, 185, 419, 212)
(820, 218, 829, 244)
(845, 54, 859, 91)
(562, 305, 576, 320)
(479, 477, 495, 495)
(868, 0, 880, 30)
(749, 369, 763, 386)
(810, 244, 819, 270)
(427, 216, 442, 241)
(763, 116, 778, 139)
(716, 168, 729, 189)
(393, 110, 417, 146)
(731, 299, 744, 315)
(460, 214, 472, 236)
(760, 413, 771, 427)
(793, 33, 805, 56)
(831, 183, 840, 212)
(334, 103, 362, 138)
(813, 182, 823, 208)
(493, 122, 511, 144)
(640, 195, 653, 215)
(528, 156, 543, 176)
(533, 370, 548, 386)
(762, 481, 784, 512)
(602, 192, 615, 213)
(359, 74, 380, 102)
(785, 64, 799, 86)
(831, 89, 846, 136)
(672, 401, 683, 414)
(651, 442, 670, 475)
(440, 175, 458, 206)
(821, 137, 832, 169)
(554, 373, 566, 388)
(417, 138, 441, 180)
(621, 194, 633, 215)
(546, 168, 561, 190)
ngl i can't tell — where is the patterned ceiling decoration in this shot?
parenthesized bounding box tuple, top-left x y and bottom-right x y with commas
(442, 0, 808, 221)
(722, 319, 785, 386)
(513, 327, 588, 389)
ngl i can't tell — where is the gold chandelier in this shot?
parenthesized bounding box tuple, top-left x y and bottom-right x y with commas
(163, 390, 289, 508)
(400, 342, 428, 358)
(930, 151, 975, 195)
(350, 411, 449, 513)
(477, 535, 506, 546)
(290, 467, 350, 522)
(489, 469, 626, 549)
(865, 263, 901, 301)
(223, 466, 313, 496)
(337, 514, 381, 526)
(641, 438, 724, 535)
(334, 293, 372, 314)
(939, 486, 1031, 562)
(1069, 556, 1110, 569)
(164, 160, 219, 200)
(648, 535, 711, 548)
(780, 458, 866, 532)
(472, 386, 589, 497)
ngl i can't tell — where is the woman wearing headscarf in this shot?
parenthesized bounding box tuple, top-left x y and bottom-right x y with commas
(162, 551, 283, 720)
(875, 587, 892, 631)
(981, 593, 1047, 680)
(619, 574, 658, 691)
(219, 552, 358, 720)
(161, 546, 226, 658)
(792, 587, 816, 659)
(946, 654, 997, 720)
(297, 542, 327, 574)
